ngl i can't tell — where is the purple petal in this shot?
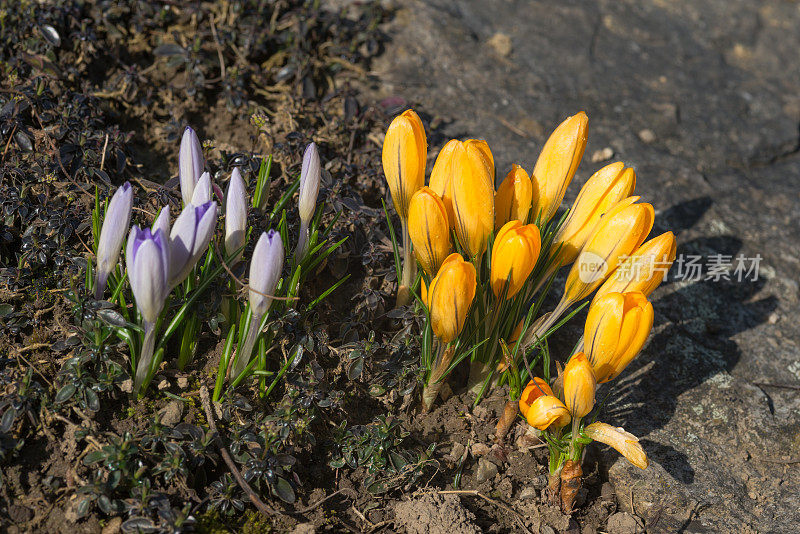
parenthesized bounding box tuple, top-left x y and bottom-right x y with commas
(179, 126, 204, 205)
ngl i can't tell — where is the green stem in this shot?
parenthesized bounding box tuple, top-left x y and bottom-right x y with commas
(134, 321, 156, 394)
(232, 311, 262, 379)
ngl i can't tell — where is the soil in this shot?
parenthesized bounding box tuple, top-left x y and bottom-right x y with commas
(1, 1, 799, 533)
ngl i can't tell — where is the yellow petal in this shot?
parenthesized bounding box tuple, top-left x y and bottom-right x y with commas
(490, 220, 541, 299)
(584, 291, 653, 383)
(562, 199, 654, 304)
(428, 253, 477, 343)
(526, 394, 571, 430)
(452, 140, 495, 259)
(381, 109, 427, 219)
(584, 422, 648, 469)
(429, 139, 461, 226)
(495, 164, 534, 229)
(530, 112, 588, 223)
(563, 352, 596, 418)
(594, 231, 677, 302)
(519, 377, 553, 417)
(408, 187, 452, 276)
(552, 163, 636, 266)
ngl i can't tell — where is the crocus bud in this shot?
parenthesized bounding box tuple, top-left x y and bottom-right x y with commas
(94, 182, 133, 299)
(585, 291, 653, 383)
(552, 162, 636, 266)
(452, 140, 495, 259)
(584, 422, 648, 469)
(427, 253, 477, 343)
(518, 377, 553, 417)
(191, 171, 212, 206)
(382, 109, 426, 219)
(490, 220, 541, 299)
(495, 164, 534, 229)
(526, 395, 571, 430)
(563, 353, 596, 418)
(225, 168, 248, 262)
(562, 197, 654, 304)
(594, 231, 677, 302)
(125, 226, 169, 323)
(179, 126, 204, 206)
(428, 139, 460, 226)
(408, 187, 451, 276)
(530, 112, 588, 223)
(249, 230, 284, 317)
(168, 201, 218, 287)
(298, 143, 321, 224)
(152, 206, 171, 238)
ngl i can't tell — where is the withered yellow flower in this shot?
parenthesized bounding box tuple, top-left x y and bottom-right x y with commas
(452, 140, 495, 259)
(495, 164, 534, 229)
(562, 197, 654, 304)
(427, 253, 477, 343)
(408, 187, 452, 276)
(552, 162, 636, 266)
(585, 292, 653, 383)
(490, 221, 541, 299)
(518, 377, 553, 417)
(593, 231, 677, 303)
(382, 109, 427, 219)
(563, 352, 596, 418)
(584, 422, 649, 469)
(526, 394, 571, 430)
(530, 112, 588, 223)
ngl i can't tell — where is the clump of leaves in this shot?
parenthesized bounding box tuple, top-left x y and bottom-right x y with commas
(0, 368, 45, 488)
(75, 420, 218, 525)
(329, 414, 435, 495)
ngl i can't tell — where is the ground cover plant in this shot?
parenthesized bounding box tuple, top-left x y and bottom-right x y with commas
(0, 1, 700, 533)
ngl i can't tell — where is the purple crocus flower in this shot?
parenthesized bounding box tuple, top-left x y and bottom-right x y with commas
(179, 126, 204, 206)
(152, 206, 170, 237)
(125, 226, 170, 323)
(225, 167, 248, 262)
(295, 142, 320, 261)
(95, 182, 133, 299)
(168, 200, 218, 287)
(249, 230, 284, 316)
(233, 230, 284, 378)
(191, 171, 212, 206)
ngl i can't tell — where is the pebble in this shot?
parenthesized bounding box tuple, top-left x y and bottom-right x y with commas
(638, 129, 656, 143)
(471, 443, 491, 457)
(475, 457, 499, 482)
(541, 526, 557, 534)
(487, 32, 513, 57)
(177, 375, 189, 389)
(591, 147, 614, 162)
(518, 486, 537, 500)
(159, 399, 184, 427)
(449, 441, 466, 462)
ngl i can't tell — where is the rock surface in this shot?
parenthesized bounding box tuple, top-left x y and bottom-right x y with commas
(376, 1, 800, 531)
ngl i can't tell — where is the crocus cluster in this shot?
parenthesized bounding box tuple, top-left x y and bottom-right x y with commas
(381, 109, 677, 502)
(519, 289, 655, 512)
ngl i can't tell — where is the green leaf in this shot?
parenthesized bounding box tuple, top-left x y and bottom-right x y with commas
(272, 476, 296, 504)
(347, 357, 364, 380)
(54, 383, 77, 404)
(82, 450, 106, 465)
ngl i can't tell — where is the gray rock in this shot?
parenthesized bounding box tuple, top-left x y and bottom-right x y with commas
(475, 457, 498, 483)
(518, 486, 537, 500)
(377, 1, 800, 532)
